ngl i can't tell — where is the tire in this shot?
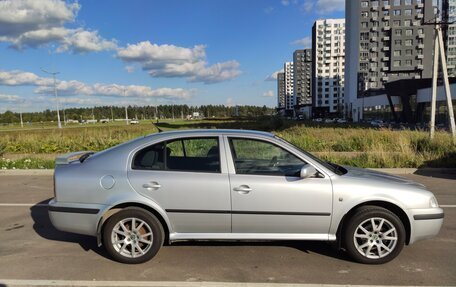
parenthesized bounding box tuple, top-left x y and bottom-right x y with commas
(344, 206, 405, 264)
(102, 207, 164, 264)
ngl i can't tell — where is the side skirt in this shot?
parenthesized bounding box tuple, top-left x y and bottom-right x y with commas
(169, 233, 337, 242)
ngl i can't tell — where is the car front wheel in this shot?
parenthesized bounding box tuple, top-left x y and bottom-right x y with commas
(103, 207, 164, 264)
(344, 206, 405, 264)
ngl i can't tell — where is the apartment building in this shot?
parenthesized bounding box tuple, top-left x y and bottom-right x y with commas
(443, 0, 456, 77)
(345, 0, 435, 120)
(293, 49, 313, 116)
(277, 72, 286, 112)
(312, 19, 346, 116)
(284, 62, 295, 112)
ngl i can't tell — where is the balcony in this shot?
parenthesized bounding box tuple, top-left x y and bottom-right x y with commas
(370, 76, 378, 81)
(382, 46, 390, 51)
(383, 15, 390, 20)
(418, 43, 424, 49)
(382, 57, 390, 61)
(370, 47, 378, 52)
(371, 6, 379, 11)
(383, 26, 391, 31)
(416, 13, 424, 19)
(418, 33, 425, 38)
(382, 66, 390, 71)
(371, 27, 378, 32)
(371, 36, 378, 42)
(414, 74, 421, 79)
(417, 64, 424, 70)
(383, 36, 390, 41)
(370, 67, 377, 72)
(370, 57, 378, 62)
(417, 54, 424, 59)
(417, 3, 424, 8)
(383, 5, 391, 10)
(372, 16, 378, 21)
(382, 76, 389, 81)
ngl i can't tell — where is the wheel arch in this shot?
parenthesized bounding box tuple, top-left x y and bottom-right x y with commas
(96, 202, 171, 246)
(336, 200, 411, 246)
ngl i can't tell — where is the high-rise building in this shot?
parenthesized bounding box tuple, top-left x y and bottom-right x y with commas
(284, 62, 294, 112)
(277, 72, 286, 112)
(345, 0, 436, 120)
(293, 49, 313, 115)
(312, 19, 346, 116)
(443, 0, 456, 77)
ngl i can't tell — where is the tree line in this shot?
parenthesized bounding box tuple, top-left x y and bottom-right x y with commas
(0, 104, 275, 123)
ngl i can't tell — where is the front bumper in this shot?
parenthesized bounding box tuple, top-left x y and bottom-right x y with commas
(408, 207, 444, 244)
(48, 198, 107, 236)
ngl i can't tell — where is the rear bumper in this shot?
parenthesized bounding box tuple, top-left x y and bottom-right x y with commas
(48, 198, 107, 236)
(409, 207, 444, 244)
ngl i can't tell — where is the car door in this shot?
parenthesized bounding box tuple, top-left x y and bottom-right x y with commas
(127, 136, 231, 233)
(224, 136, 333, 236)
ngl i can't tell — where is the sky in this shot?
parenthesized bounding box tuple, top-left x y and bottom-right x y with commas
(0, 0, 344, 112)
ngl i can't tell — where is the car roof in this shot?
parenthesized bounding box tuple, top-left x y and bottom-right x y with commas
(145, 129, 274, 139)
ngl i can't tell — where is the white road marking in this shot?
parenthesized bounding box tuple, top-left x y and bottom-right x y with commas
(0, 280, 447, 287)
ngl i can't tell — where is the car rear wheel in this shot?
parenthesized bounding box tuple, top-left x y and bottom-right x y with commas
(103, 207, 164, 264)
(344, 206, 405, 264)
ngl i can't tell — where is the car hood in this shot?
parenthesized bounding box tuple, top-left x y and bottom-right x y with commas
(343, 166, 427, 189)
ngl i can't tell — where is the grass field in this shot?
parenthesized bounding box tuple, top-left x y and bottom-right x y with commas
(1, 117, 455, 169)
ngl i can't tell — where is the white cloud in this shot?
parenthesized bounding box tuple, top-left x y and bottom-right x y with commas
(281, 0, 290, 6)
(226, 97, 234, 107)
(125, 65, 135, 73)
(0, 69, 193, 102)
(263, 90, 274, 97)
(264, 6, 274, 14)
(265, 68, 284, 81)
(0, 94, 21, 102)
(0, 70, 52, 86)
(0, 0, 117, 53)
(314, 0, 344, 14)
(301, 0, 314, 13)
(291, 36, 312, 48)
(116, 41, 241, 84)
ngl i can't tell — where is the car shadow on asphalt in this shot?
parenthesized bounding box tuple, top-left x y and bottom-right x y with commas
(29, 198, 109, 259)
(168, 240, 352, 262)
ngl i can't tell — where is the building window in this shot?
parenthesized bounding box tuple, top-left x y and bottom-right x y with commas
(395, 29, 402, 35)
(404, 9, 412, 16)
(393, 9, 401, 16)
(405, 60, 412, 66)
(361, 11, 369, 18)
(393, 0, 400, 6)
(404, 20, 412, 26)
(372, 1, 379, 7)
(393, 20, 401, 26)
(418, 28, 424, 34)
(395, 39, 402, 45)
(405, 29, 413, 36)
(405, 39, 413, 46)
(394, 60, 401, 66)
(394, 50, 401, 56)
(361, 1, 368, 7)
(405, 49, 413, 55)
(361, 22, 369, 28)
(383, 0, 390, 5)
(404, 0, 412, 5)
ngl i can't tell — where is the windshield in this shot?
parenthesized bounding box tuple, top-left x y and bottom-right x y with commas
(274, 135, 347, 176)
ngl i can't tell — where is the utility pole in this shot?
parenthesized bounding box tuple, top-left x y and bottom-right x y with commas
(41, 68, 62, 129)
(111, 106, 114, 122)
(426, 20, 456, 143)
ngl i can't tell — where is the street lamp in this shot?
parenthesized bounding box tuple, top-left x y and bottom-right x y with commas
(41, 68, 62, 129)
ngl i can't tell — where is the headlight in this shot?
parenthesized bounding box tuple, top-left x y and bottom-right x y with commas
(430, 196, 439, 208)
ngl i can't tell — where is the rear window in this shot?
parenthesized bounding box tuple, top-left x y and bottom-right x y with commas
(132, 137, 220, 173)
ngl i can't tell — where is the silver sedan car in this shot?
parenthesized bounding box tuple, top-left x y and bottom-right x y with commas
(48, 129, 444, 264)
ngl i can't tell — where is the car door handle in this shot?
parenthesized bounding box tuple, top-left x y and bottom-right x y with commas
(142, 182, 161, 190)
(233, 185, 252, 194)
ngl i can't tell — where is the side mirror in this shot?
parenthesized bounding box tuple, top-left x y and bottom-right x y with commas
(300, 164, 317, 179)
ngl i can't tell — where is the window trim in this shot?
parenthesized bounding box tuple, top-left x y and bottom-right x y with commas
(227, 137, 307, 177)
(131, 136, 222, 174)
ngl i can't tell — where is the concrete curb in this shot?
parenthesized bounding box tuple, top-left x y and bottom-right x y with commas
(1, 168, 455, 176)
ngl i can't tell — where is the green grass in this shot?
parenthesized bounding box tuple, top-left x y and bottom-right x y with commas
(1, 118, 455, 168)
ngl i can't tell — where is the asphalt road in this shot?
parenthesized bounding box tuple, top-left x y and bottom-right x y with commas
(0, 173, 455, 286)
